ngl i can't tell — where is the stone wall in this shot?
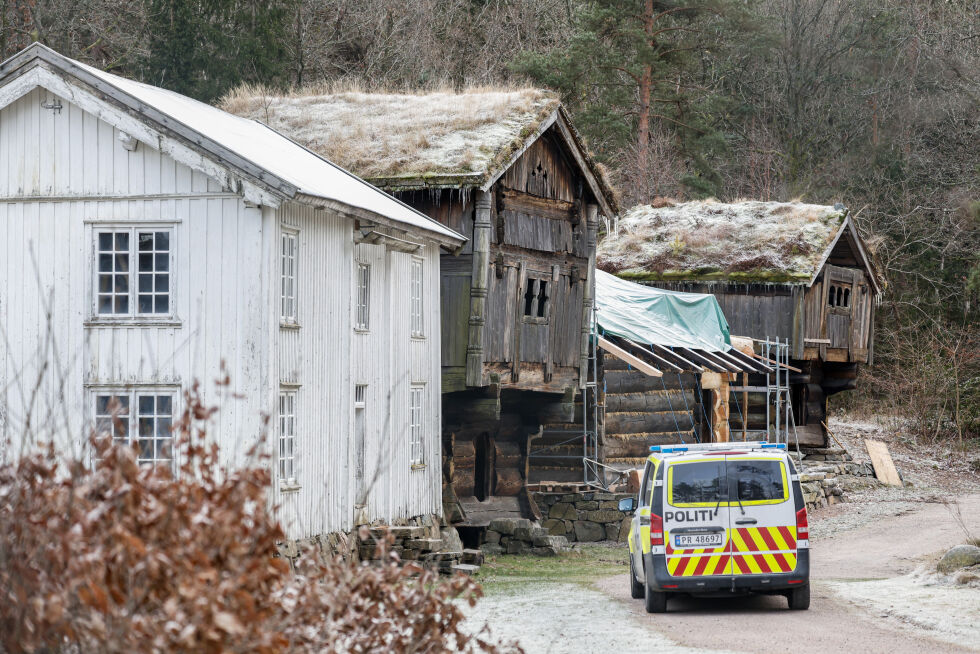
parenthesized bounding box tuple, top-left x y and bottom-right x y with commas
(798, 447, 876, 510)
(481, 518, 570, 556)
(534, 491, 635, 543)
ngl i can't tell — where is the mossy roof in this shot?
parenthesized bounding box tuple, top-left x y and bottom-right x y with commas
(597, 200, 849, 284)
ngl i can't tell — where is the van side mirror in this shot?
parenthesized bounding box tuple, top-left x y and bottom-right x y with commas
(619, 497, 637, 512)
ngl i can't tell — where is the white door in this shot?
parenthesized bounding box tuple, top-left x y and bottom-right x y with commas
(663, 458, 733, 578)
(727, 456, 799, 576)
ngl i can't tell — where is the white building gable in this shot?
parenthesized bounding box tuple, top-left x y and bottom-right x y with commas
(0, 45, 464, 539)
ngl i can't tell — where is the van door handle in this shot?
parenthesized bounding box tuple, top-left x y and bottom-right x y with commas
(735, 518, 757, 525)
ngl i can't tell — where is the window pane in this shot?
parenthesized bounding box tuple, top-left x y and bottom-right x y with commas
(139, 294, 153, 313)
(158, 396, 172, 414)
(138, 253, 152, 271)
(730, 461, 785, 502)
(139, 395, 155, 414)
(98, 233, 113, 250)
(156, 232, 169, 250)
(138, 274, 152, 292)
(115, 253, 129, 272)
(114, 296, 128, 313)
(115, 233, 129, 250)
(99, 253, 113, 272)
(155, 274, 169, 292)
(155, 253, 169, 272)
(671, 461, 726, 504)
(139, 233, 154, 251)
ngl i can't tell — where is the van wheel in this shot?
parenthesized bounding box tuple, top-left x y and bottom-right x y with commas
(644, 581, 667, 613)
(630, 556, 644, 599)
(787, 584, 810, 610)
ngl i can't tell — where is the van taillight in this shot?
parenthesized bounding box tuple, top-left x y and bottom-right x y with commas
(650, 513, 664, 546)
(796, 507, 809, 540)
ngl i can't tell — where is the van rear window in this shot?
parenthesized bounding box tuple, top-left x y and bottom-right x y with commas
(670, 461, 725, 504)
(730, 460, 786, 502)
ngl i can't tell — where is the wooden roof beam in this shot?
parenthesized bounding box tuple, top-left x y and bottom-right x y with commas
(616, 338, 685, 373)
(650, 345, 705, 373)
(597, 336, 663, 377)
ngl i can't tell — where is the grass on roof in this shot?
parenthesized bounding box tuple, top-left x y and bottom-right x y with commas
(219, 84, 559, 182)
(597, 199, 847, 282)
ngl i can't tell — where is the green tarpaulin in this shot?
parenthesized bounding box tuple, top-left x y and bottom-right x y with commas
(595, 269, 732, 352)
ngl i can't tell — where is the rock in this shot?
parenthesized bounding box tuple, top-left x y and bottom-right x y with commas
(586, 509, 624, 524)
(599, 500, 620, 510)
(513, 526, 533, 541)
(462, 549, 485, 565)
(937, 545, 980, 574)
(574, 521, 605, 543)
(480, 543, 504, 555)
(592, 493, 618, 501)
(542, 518, 567, 535)
(532, 534, 567, 549)
(506, 540, 531, 555)
(451, 563, 480, 576)
(485, 529, 501, 544)
(953, 569, 980, 585)
(532, 546, 559, 557)
(530, 526, 549, 540)
(617, 516, 632, 542)
(604, 523, 621, 541)
(488, 518, 530, 535)
(575, 501, 599, 511)
(440, 528, 464, 554)
(549, 503, 577, 520)
(800, 473, 826, 482)
(406, 538, 443, 550)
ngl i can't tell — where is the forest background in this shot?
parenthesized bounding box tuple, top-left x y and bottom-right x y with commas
(2, 0, 978, 440)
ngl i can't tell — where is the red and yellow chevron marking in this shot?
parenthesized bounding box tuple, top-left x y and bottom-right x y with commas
(665, 538, 732, 577)
(665, 526, 797, 577)
(730, 526, 797, 574)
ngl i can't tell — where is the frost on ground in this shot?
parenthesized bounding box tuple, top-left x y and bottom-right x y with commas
(828, 567, 980, 650)
(465, 582, 736, 654)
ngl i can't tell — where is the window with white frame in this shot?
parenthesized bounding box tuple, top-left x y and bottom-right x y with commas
(279, 391, 297, 487)
(95, 229, 172, 316)
(355, 263, 371, 330)
(409, 384, 424, 466)
(93, 391, 174, 469)
(410, 258, 424, 337)
(281, 231, 297, 324)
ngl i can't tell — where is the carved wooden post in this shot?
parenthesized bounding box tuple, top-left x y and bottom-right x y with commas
(466, 190, 492, 387)
(579, 203, 599, 388)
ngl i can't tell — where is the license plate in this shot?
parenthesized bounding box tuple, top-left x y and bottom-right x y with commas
(674, 533, 723, 548)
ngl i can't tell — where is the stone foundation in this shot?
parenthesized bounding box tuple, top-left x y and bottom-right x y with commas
(480, 517, 571, 556)
(278, 513, 477, 574)
(533, 491, 635, 543)
(798, 446, 876, 511)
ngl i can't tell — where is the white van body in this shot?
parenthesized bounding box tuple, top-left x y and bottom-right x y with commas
(621, 442, 810, 613)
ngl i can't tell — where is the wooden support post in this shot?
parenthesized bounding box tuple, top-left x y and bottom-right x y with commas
(466, 190, 492, 387)
(701, 372, 730, 443)
(579, 203, 598, 388)
(741, 372, 748, 442)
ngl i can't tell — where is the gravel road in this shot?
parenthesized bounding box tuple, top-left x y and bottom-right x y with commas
(470, 494, 980, 653)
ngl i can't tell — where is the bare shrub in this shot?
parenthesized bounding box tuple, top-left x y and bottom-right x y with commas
(0, 383, 508, 654)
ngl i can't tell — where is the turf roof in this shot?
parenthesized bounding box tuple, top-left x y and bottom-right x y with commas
(597, 200, 849, 283)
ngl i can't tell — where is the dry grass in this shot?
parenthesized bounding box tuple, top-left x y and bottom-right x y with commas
(597, 199, 847, 279)
(219, 84, 559, 182)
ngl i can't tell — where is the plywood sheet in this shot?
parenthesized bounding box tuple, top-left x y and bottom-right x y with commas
(865, 439, 902, 486)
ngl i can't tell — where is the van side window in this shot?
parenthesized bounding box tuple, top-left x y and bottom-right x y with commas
(729, 460, 787, 502)
(638, 462, 653, 507)
(670, 461, 726, 504)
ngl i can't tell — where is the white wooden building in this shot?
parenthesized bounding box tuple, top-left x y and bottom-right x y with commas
(0, 44, 465, 540)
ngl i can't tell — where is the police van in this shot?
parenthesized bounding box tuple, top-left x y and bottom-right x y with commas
(619, 441, 810, 613)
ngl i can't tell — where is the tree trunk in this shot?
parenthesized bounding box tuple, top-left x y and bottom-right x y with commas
(636, 0, 654, 192)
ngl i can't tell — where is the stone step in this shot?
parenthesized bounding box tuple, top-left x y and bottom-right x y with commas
(405, 538, 443, 551)
(451, 563, 481, 576)
(462, 548, 485, 566)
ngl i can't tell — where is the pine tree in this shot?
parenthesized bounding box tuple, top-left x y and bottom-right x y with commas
(144, 0, 295, 102)
(512, 0, 755, 201)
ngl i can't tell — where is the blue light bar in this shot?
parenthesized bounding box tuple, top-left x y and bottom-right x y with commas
(650, 445, 661, 452)
(761, 443, 787, 450)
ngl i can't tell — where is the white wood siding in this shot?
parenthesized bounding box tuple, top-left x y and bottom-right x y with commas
(0, 87, 268, 470)
(1, 85, 445, 542)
